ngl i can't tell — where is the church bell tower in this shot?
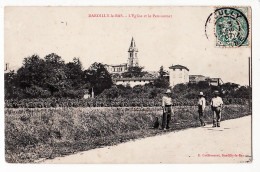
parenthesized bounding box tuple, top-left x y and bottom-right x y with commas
(128, 37, 139, 68)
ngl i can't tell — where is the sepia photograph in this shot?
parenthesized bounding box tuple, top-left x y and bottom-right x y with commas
(4, 6, 252, 164)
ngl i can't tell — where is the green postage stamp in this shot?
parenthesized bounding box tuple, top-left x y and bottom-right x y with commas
(214, 7, 249, 47)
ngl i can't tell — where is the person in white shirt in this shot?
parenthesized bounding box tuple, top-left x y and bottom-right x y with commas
(210, 90, 223, 127)
(198, 92, 206, 126)
(162, 89, 173, 130)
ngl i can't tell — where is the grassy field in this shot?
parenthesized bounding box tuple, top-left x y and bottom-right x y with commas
(5, 105, 251, 163)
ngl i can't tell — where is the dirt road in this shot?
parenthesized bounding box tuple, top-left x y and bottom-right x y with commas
(43, 116, 252, 163)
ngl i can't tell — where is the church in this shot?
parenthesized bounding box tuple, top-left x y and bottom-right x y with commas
(104, 37, 139, 74)
(104, 37, 223, 87)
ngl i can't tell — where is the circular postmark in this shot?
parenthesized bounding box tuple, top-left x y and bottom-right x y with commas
(205, 7, 249, 47)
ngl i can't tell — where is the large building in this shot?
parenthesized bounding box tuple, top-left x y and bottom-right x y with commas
(105, 37, 158, 87)
(105, 38, 223, 88)
(168, 65, 189, 87)
(105, 37, 139, 74)
(104, 63, 128, 74)
(166, 65, 223, 87)
(114, 77, 156, 87)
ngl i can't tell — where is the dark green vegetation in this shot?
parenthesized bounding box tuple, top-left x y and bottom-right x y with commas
(5, 54, 113, 99)
(5, 97, 249, 108)
(5, 54, 251, 100)
(5, 105, 251, 163)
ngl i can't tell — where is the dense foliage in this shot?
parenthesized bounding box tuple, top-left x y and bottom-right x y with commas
(121, 66, 148, 78)
(5, 54, 251, 102)
(5, 54, 113, 99)
(5, 97, 250, 108)
(153, 66, 169, 88)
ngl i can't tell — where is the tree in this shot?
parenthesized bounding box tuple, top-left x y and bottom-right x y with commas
(153, 66, 169, 88)
(4, 70, 20, 99)
(221, 82, 239, 96)
(85, 62, 113, 95)
(15, 53, 82, 97)
(65, 57, 85, 89)
(159, 66, 167, 78)
(16, 54, 46, 88)
(122, 66, 148, 78)
(42, 53, 67, 95)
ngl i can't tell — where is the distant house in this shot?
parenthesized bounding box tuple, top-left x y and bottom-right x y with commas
(168, 65, 189, 87)
(189, 75, 223, 86)
(114, 77, 156, 87)
(206, 78, 224, 86)
(104, 63, 128, 74)
(189, 75, 208, 83)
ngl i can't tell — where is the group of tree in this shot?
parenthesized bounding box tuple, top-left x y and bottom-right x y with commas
(5, 54, 251, 100)
(98, 81, 251, 100)
(5, 53, 113, 99)
(121, 66, 148, 78)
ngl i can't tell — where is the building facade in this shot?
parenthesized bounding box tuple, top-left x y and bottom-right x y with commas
(114, 77, 155, 87)
(168, 65, 189, 87)
(104, 63, 128, 74)
(189, 75, 208, 83)
(207, 78, 223, 86)
(189, 75, 223, 86)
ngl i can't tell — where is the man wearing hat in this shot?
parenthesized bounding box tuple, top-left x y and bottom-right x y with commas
(210, 90, 223, 127)
(198, 92, 206, 126)
(162, 89, 173, 130)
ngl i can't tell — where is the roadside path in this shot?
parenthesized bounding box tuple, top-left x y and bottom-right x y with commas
(43, 116, 252, 163)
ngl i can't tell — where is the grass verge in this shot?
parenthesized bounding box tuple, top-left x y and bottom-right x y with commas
(5, 105, 251, 163)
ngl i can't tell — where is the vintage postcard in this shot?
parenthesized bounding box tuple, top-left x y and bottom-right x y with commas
(4, 6, 252, 163)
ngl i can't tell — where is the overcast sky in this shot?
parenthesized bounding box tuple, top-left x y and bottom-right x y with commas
(5, 7, 251, 85)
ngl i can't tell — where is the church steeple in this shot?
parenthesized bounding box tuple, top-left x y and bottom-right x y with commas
(129, 37, 136, 49)
(128, 37, 139, 68)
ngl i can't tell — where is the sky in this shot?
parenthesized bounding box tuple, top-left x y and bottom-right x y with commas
(4, 7, 251, 85)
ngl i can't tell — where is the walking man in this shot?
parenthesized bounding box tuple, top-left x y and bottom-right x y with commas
(210, 90, 223, 127)
(198, 92, 206, 126)
(162, 89, 173, 130)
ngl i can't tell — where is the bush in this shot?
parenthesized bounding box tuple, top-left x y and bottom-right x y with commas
(4, 97, 250, 108)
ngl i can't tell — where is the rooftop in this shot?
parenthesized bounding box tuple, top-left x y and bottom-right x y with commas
(128, 37, 138, 52)
(114, 77, 156, 81)
(169, 64, 189, 71)
(105, 63, 127, 67)
(189, 75, 205, 77)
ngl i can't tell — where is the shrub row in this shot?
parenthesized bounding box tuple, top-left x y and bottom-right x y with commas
(5, 98, 250, 108)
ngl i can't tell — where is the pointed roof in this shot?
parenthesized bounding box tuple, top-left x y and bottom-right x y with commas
(128, 37, 138, 52)
(130, 37, 136, 47)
